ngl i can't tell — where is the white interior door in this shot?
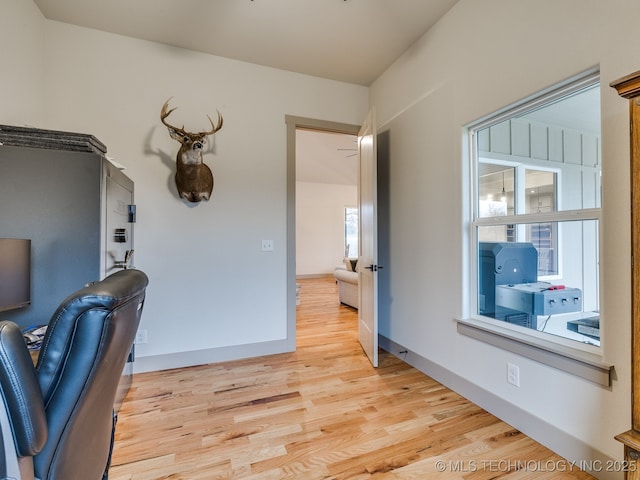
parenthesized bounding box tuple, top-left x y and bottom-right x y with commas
(358, 108, 378, 367)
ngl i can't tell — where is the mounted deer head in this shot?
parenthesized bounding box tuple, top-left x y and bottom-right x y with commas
(160, 98, 223, 202)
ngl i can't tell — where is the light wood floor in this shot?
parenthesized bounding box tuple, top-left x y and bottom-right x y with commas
(109, 277, 595, 479)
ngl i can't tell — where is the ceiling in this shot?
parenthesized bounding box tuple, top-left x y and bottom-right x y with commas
(519, 84, 601, 135)
(296, 129, 358, 186)
(33, 0, 460, 87)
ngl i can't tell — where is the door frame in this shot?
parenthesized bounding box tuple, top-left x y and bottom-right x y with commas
(285, 115, 361, 346)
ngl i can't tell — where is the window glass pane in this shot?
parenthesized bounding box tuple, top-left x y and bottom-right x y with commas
(527, 223, 557, 276)
(476, 85, 601, 215)
(478, 165, 514, 218)
(477, 219, 599, 346)
(525, 170, 556, 213)
(345, 207, 358, 258)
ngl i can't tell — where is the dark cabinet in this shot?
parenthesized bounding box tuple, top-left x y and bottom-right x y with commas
(0, 125, 136, 409)
(0, 125, 135, 326)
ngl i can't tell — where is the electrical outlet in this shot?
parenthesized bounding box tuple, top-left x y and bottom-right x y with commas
(135, 329, 147, 344)
(261, 239, 274, 252)
(507, 362, 520, 387)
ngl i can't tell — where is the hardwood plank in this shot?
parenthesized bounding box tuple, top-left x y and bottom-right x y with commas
(109, 277, 595, 479)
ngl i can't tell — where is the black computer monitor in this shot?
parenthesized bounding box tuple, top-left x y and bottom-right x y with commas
(0, 238, 31, 312)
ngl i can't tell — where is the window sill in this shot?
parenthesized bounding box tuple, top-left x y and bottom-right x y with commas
(456, 317, 613, 387)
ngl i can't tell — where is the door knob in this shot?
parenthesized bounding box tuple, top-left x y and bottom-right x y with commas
(363, 264, 383, 272)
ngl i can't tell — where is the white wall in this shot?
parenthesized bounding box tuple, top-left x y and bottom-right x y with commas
(296, 181, 356, 276)
(0, 0, 45, 125)
(1, 1, 369, 371)
(370, 0, 636, 471)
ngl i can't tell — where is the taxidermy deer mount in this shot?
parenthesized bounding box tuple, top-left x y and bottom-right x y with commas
(160, 98, 223, 202)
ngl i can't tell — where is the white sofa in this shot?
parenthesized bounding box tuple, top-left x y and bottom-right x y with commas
(334, 259, 358, 309)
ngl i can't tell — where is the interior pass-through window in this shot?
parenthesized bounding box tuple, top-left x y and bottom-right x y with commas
(469, 70, 601, 348)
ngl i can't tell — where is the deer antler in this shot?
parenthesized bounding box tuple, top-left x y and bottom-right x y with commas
(161, 98, 222, 137)
(200, 111, 223, 136)
(160, 98, 187, 135)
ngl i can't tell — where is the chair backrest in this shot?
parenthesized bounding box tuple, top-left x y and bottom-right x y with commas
(0, 320, 48, 479)
(33, 269, 148, 480)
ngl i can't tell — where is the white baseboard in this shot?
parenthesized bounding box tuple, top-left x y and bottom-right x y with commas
(132, 338, 294, 374)
(379, 335, 621, 480)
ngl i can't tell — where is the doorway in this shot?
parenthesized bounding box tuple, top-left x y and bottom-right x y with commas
(295, 129, 358, 277)
(285, 116, 360, 347)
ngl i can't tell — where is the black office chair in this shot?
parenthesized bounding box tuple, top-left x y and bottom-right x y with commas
(0, 269, 148, 480)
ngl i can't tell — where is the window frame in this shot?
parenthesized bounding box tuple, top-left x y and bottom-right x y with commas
(459, 67, 612, 386)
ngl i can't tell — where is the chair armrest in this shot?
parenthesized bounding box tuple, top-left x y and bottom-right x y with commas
(0, 321, 47, 456)
(334, 269, 358, 284)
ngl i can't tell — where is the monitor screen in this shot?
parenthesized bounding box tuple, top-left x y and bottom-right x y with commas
(0, 238, 31, 312)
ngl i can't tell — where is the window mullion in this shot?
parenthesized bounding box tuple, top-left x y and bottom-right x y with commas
(474, 208, 601, 227)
